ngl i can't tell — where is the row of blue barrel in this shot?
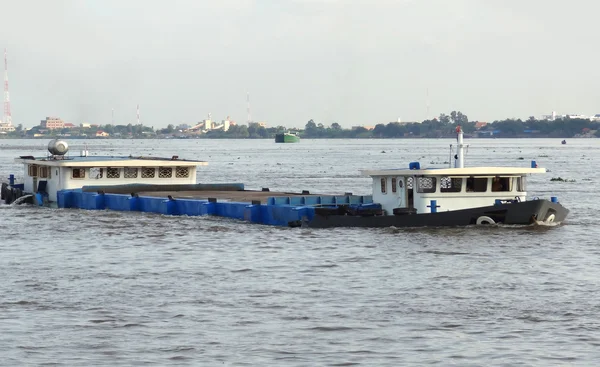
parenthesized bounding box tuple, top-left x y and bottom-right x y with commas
(57, 190, 373, 227)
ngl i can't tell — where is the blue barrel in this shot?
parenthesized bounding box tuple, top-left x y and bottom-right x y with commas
(551, 196, 558, 203)
(531, 160, 537, 168)
(9, 174, 14, 186)
(129, 196, 139, 211)
(35, 192, 44, 206)
(165, 199, 177, 215)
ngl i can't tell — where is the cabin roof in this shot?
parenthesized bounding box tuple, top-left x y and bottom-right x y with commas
(14, 155, 207, 167)
(361, 166, 546, 176)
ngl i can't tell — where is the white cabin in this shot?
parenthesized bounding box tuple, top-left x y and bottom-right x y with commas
(15, 155, 207, 202)
(361, 125, 546, 215)
(361, 166, 544, 215)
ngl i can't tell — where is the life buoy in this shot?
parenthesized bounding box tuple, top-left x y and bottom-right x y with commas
(545, 214, 556, 223)
(476, 216, 495, 225)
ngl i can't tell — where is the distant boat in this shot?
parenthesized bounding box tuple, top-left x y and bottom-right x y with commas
(275, 132, 300, 143)
(561, 140, 567, 145)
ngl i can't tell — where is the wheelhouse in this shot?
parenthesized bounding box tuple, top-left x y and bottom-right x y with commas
(362, 166, 544, 215)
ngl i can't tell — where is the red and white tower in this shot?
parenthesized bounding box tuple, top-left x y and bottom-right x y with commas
(3, 48, 12, 126)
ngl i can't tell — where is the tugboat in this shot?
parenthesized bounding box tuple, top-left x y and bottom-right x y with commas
(1, 128, 568, 228)
(275, 132, 300, 143)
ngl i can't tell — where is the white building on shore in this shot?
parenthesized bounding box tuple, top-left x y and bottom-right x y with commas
(0, 120, 16, 132)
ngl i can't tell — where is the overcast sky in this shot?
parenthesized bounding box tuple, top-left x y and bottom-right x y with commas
(1, 0, 599, 128)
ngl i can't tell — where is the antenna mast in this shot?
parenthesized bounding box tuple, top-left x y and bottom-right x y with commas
(137, 104, 140, 125)
(3, 48, 12, 126)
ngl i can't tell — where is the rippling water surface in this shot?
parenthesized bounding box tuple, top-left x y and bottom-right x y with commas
(1, 138, 599, 366)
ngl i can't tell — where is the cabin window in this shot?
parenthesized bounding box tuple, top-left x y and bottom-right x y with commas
(175, 166, 190, 178)
(142, 167, 155, 178)
(380, 178, 387, 194)
(440, 177, 462, 193)
(417, 177, 436, 193)
(28, 164, 38, 177)
(90, 167, 103, 179)
(515, 176, 526, 192)
(39, 166, 51, 179)
(106, 167, 120, 179)
(406, 177, 413, 189)
(158, 167, 173, 178)
(492, 177, 511, 192)
(466, 177, 487, 192)
(72, 168, 85, 179)
(124, 167, 138, 179)
(391, 178, 397, 193)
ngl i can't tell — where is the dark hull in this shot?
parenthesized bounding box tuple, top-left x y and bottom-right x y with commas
(275, 133, 300, 143)
(306, 199, 569, 228)
(1, 182, 32, 205)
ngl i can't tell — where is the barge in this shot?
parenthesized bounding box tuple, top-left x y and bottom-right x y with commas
(1, 129, 569, 228)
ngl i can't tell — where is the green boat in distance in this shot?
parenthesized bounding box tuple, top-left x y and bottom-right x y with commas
(275, 132, 300, 143)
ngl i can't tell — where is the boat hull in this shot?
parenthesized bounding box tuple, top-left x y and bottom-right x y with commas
(275, 133, 300, 143)
(2, 181, 569, 229)
(305, 199, 569, 228)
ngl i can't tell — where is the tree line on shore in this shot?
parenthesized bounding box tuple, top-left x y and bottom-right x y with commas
(190, 111, 600, 139)
(2, 111, 599, 139)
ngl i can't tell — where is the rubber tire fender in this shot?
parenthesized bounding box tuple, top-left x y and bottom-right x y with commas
(476, 216, 495, 225)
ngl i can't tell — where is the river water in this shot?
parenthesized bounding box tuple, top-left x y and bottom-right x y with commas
(0, 138, 599, 366)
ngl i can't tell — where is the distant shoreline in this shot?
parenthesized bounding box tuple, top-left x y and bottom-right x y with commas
(0, 136, 595, 140)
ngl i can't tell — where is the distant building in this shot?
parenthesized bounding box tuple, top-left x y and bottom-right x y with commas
(95, 130, 109, 137)
(80, 123, 91, 128)
(540, 111, 561, 121)
(64, 123, 75, 128)
(539, 111, 595, 121)
(474, 122, 488, 130)
(0, 121, 16, 132)
(221, 119, 231, 132)
(257, 122, 267, 128)
(351, 125, 375, 130)
(41, 117, 65, 130)
(566, 114, 589, 120)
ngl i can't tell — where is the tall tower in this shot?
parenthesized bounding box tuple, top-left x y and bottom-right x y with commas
(137, 104, 140, 125)
(3, 48, 12, 126)
(246, 92, 251, 124)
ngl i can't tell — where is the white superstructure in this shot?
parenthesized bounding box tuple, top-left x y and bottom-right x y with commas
(361, 126, 545, 215)
(15, 140, 206, 202)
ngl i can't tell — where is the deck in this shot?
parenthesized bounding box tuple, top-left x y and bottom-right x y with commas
(136, 190, 321, 204)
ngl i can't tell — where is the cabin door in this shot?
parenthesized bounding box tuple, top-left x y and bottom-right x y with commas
(32, 177, 38, 193)
(397, 177, 407, 208)
(407, 177, 414, 208)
